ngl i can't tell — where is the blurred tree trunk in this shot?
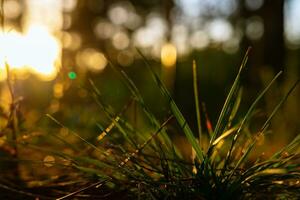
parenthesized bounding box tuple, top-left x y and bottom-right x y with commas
(162, 0, 175, 91)
(262, 0, 285, 74)
(240, 0, 285, 84)
(164, 0, 174, 38)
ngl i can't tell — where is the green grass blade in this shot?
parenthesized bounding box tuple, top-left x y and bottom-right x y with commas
(226, 72, 296, 178)
(56, 179, 109, 200)
(236, 71, 283, 134)
(228, 88, 243, 128)
(107, 61, 175, 154)
(93, 97, 136, 145)
(73, 165, 109, 178)
(73, 156, 114, 169)
(271, 133, 300, 160)
(193, 60, 203, 145)
(208, 48, 251, 151)
(118, 116, 173, 167)
(212, 125, 238, 147)
(260, 79, 299, 132)
(89, 81, 139, 146)
(46, 114, 103, 153)
(90, 80, 151, 149)
(137, 49, 204, 161)
(221, 71, 283, 175)
(45, 128, 79, 152)
(239, 79, 299, 171)
(227, 126, 269, 180)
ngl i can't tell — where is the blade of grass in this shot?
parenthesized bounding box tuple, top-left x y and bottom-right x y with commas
(56, 179, 109, 200)
(227, 126, 269, 181)
(271, 133, 300, 160)
(88, 84, 138, 147)
(260, 79, 299, 132)
(212, 125, 238, 147)
(227, 88, 243, 128)
(73, 156, 114, 169)
(89, 80, 133, 134)
(106, 61, 175, 154)
(222, 71, 283, 175)
(193, 60, 203, 145)
(235, 71, 282, 135)
(46, 114, 103, 154)
(242, 168, 288, 184)
(46, 129, 79, 152)
(228, 77, 298, 180)
(137, 49, 204, 161)
(118, 115, 173, 167)
(209, 48, 251, 150)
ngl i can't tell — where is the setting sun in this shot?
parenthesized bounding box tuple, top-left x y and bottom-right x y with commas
(0, 0, 62, 81)
(0, 25, 61, 81)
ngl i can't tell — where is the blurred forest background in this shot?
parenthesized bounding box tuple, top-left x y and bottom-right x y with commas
(0, 0, 299, 155)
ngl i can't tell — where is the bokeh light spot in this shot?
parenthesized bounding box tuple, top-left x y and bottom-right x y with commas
(207, 18, 233, 43)
(161, 43, 177, 68)
(112, 31, 130, 50)
(94, 21, 116, 39)
(43, 155, 55, 167)
(245, 0, 264, 11)
(189, 30, 209, 50)
(117, 51, 134, 66)
(76, 48, 107, 72)
(62, 32, 82, 51)
(108, 5, 128, 25)
(246, 16, 264, 40)
(53, 83, 64, 98)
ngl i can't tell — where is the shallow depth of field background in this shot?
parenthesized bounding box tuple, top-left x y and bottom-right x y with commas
(0, 0, 299, 161)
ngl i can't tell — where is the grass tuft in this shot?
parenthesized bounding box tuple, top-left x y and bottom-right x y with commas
(1, 49, 299, 199)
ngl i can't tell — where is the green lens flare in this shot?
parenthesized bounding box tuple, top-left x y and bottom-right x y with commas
(68, 71, 77, 79)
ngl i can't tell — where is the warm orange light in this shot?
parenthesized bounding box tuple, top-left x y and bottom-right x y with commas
(76, 48, 107, 72)
(161, 43, 177, 67)
(0, 25, 61, 81)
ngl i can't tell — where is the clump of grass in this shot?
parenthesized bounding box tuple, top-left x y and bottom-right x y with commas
(4, 49, 299, 199)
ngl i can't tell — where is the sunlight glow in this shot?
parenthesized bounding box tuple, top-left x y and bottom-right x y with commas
(0, 25, 61, 81)
(76, 48, 107, 72)
(0, 0, 62, 81)
(161, 43, 177, 68)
